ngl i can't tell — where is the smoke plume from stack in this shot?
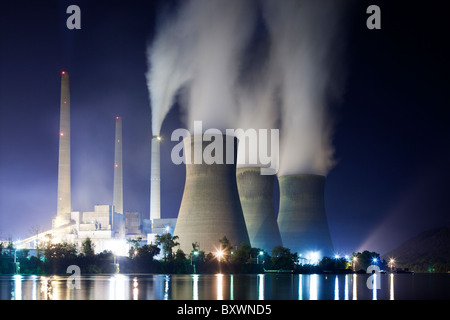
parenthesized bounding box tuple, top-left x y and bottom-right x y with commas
(145, 4, 195, 136)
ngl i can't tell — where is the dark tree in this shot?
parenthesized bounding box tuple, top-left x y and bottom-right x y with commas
(155, 233, 180, 262)
(271, 246, 297, 271)
(81, 237, 95, 257)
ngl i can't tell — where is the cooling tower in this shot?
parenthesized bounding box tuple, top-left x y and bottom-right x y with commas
(174, 134, 250, 254)
(236, 167, 282, 252)
(56, 71, 71, 227)
(150, 136, 161, 221)
(277, 174, 334, 258)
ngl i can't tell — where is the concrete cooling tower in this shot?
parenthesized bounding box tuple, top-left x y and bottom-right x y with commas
(236, 167, 282, 252)
(174, 134, 250, 254)
(277, 174, 334, 259)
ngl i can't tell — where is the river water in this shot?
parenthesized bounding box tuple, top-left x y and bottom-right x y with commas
(0, 273, 448, 300)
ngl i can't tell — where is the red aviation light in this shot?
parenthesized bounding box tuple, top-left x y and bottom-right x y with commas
(62, 71, 65, 75)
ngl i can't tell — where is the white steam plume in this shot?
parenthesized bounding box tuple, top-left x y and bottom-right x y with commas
(145, 4, 195, 137)
(180, 0, 257, 132)
(146, 0, 257, 135)
(146, 0, 349, 175)
(262, 0, 349, 176)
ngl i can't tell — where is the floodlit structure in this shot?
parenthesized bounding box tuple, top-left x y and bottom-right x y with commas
(18, 72, 151, 255)
(150, 136, 161, 222)
(113, 117, 123, 215)
(277, 174, 334, 258)
(54, 71, 71, 228)
(113, 116, 126, 238)
(174, 134, 250, 254)
(236, 167, 282, 252)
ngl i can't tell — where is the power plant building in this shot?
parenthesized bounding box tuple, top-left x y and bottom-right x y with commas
(18, 72, 160, 255)
(18, 71, 338, 262)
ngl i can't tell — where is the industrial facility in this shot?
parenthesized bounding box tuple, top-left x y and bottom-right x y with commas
(16, 71, 335, 262)
(16, 72, 175, 255)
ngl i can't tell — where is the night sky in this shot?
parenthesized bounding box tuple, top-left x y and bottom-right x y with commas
(0, 0, 448, 255)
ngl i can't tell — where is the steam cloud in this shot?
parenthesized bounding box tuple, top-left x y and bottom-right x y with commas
(146, 0, 349, 175)
(263, 0, 348, 176)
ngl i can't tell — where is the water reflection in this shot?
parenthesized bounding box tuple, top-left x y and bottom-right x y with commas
(4, 272, 440, 301)
(133, 277, 139, 300)
(334, 275, 339, 300)
(372, 274, 377, 300)
(309, 274, 318, 300)
(12, 275, 22, 300)
(192, 274, 199, 300)
(230, 275, 234, 300)
(109, 274, 129, 300)
(258, 274, 264, 300)
(298, 274, 303, 300)
(31, 275, 38, 300)
(344, 274, 349, 300)
(216, 274, 223, 300)
(390, 273, 394, 300)
(164, 275, 170, 300)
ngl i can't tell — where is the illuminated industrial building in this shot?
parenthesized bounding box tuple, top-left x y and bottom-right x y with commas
(16, 71, 336, 261)
(16, 72, 173, 255)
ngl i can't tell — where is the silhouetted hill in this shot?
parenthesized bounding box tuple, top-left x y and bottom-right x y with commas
(383, 225, 450, 273)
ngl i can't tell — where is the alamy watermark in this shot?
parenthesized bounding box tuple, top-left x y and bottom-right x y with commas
(170, 121, 279, 175)
(366, 265, 381, 290)
(66, 265, 81, 289)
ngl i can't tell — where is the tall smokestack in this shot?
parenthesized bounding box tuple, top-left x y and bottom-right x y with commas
(56, 71, 71, 226)
(113, 116, 123, 214)
(236, 167, 282, 252)
(150, 135, 161, 221)
(277, 174, 334, 258)
(174, 134, 250, 254)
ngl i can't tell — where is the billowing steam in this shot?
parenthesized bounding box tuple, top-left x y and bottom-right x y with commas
(146, 0, 256, 135)
(263, 0, 348, 176)
(146, 0, 349, 175)
(145, 5, 195, 137)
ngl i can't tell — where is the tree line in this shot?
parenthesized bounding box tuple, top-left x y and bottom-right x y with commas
(1, 234, 393, 275)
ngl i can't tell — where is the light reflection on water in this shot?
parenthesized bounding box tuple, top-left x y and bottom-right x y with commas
(1, 273, 448, 300)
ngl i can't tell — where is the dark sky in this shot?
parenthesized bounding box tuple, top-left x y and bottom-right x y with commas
(0, 0, 448, 255)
